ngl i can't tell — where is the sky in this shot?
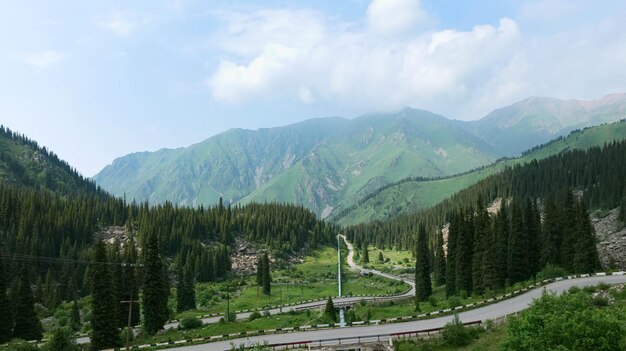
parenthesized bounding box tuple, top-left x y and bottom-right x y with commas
(1, 0, 626, 176)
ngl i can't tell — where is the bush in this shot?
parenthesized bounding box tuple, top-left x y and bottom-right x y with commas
(6, 339, 38, 351)
(447, 296, 462, 309)
(536, 264, 568, 282)
(248, 311, 262, 322)
(428, 296, 438, 307)
(179, 318, 203, 330)
(442, 314, 477, 347)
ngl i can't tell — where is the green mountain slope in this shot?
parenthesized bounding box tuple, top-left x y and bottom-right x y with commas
(94, 94, 626, 217)
(95, 109, 499, 215)
(0, 125, 103, 197)
(333, 120, 626, 226)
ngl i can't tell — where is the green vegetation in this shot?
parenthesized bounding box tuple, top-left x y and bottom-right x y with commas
(396, 283, 626, 351)
(336, 120, 626, 225)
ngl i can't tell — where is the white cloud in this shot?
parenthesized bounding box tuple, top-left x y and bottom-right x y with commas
(520, 0, 580, 22)
(367, 0, 429, 35)
(101, 11, 150, 37)
(207, 1, 626, 119)
(22, 50, 68, 68)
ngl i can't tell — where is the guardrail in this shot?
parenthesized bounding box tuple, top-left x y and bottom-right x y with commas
(10, 271, 625, 349)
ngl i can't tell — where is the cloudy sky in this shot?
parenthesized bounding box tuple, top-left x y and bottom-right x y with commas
(1, 0, 625, 176)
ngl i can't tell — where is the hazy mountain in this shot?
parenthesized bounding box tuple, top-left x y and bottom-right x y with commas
(467, 93, 626, 155)
(93, 94, 626, 217)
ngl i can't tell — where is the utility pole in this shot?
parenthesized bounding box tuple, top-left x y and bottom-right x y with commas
(120, 280, 139, 351)
(337, 235, 345, 326)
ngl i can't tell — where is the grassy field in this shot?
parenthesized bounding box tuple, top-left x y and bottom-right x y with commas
(335, 120, 626, 226)
(175, 246, 410, 320)
(360, 246, 415, 274)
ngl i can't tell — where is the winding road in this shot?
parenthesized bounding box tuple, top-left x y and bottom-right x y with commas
(157, 237, 626, 351)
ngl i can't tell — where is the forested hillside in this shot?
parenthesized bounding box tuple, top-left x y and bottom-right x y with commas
(0, 126, 104, 198)
(0, 128, 336, 344)
(345, 139, 626, 261)
(334, 120, 626, 225)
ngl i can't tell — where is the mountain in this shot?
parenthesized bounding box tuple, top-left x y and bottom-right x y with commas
(0, 125, 103, 197)
(467, 93, 626, 155)
(93, 94, 626, 217)
(333, 120, 626, 226)
(95, 109, 498, 216)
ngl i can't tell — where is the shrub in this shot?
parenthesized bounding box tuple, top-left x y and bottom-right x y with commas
(536, 264, 568, 282)
(442, 314, 477, 347)
(179, 318, 203, 330)
(42, 328, 77, 351)
(447, 296, 462, 309)
(248, 311, 262, 322)
(6, 339, 38, 351)
(428, 296, 438, 307)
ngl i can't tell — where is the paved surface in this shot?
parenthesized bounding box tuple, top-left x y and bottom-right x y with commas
(77, 237, 413, 345)
(161, 275, 626, 350)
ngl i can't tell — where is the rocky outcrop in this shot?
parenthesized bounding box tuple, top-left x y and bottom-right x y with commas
(594, 208, 626, 269)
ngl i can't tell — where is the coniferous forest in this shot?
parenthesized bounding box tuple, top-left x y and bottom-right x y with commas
(346, 139, 626, 298)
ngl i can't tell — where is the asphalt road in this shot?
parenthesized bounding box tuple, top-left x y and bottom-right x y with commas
(162, 274, 626, 351)
(77, 236, 413, 345)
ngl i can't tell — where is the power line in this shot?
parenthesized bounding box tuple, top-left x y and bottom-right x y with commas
(0, 251, 142, 267)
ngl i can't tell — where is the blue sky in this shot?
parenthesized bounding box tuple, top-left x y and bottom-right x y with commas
(1, 0, 625, 176)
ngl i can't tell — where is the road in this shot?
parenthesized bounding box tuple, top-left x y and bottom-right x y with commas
(77, 236, 413, 345)
(161, 274, 626, 351)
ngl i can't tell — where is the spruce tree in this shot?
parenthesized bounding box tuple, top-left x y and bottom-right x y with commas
(44, 328, 77, 351)
(455, 210, 473, 295)
(445, 214, 458, 297)
(472, 200, 489, 295)
(256, 254, 265, 287)
(559, 191, 577, 271)
(324, 296, 336, 322)
(90, 241, 120, 350)
(508, 202, 529, 284)
(70, 298, 81, 332)
(541, 197, 562, 267)
(142, 231, 169, 335)
(362, 243, 370, 264)
(262, 253, 271, 295)
(572, 199, 600, 273)
(176, 265, 195, 313)
(0, 256, 12, 343)
(494, 199, 509, 288)
(12, 267, 43, 341)
(415, 224, 432, 302)
(433, 230, 446, 286)
(378, 251, 384, 262)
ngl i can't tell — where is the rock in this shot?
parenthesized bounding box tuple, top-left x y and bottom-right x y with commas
(594, 208, 626, 269)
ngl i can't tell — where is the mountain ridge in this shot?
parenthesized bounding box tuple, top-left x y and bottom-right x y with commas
(93, 93, 626, 217)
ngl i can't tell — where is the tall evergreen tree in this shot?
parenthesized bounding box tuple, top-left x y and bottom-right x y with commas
(176, 265, 196, 313)
(362, 243, 370, 264)
(572, 199, 601, 273)
(433, 230, 446, 286)
(508, 202, 528, 283)
(541, 197, 562, 267)
(494, 199, 509, 288)
(262, 252, 271, 295)
(142, 231, 169, 335)
(12, 267, 43, 341)
(445, 214, 458, 297)
(0, 256, 12, 343)
(415, 224, 432, 302)
(455, 210, 473, 295)
(90, 241, 120, 350)
(70, 298, 81, 332)
(559, 191, 577, 271)
(324, 296, 336, 322)
(472, 199, 489, 295)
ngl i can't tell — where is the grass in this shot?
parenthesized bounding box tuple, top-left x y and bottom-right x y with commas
(175, 246, 410, 320)
(394, 324, 507, 351)
(360, 246, 415, 273)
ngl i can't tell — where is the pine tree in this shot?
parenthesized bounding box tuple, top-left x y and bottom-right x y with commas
(324, 296, 336, 322)
(455, 210, 473, 295)
(559, 191, 577, 271)
(44, 328, 77, 351)
(0, 255, 12, 343)
(90, 241, 120, 350)
(142, 231, 169, 335)
(362, 243, 370, 264)
(415, 224, 432, 302)
(70, 298, 81, 332)
(445, 214, 458, 297)
(494, 199, 509, 288)
(256, 254, 265, 287)
(433, 230, 446, 286)
(572, 199, 600, 273)
(507, 202, 528, 283)
(12, 267, 43, 341)
(262, 253, 271, 295)
(541, 197, 562, 267)
(378, 251, 384, 262)
(472, 199, 489, 295)
(176, 265, 195, 313)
